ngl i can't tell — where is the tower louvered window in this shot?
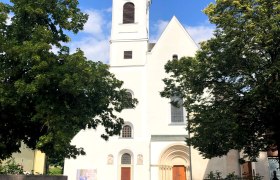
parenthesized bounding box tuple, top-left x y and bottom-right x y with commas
(123, 2, 135, 24)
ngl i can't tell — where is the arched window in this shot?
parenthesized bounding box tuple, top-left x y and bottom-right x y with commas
(122, 125, 132, 138)
(121, 153, 131, 164)
(124, 90, 134, 109)
(171, 96, 184, 123)
(123, 2, 135, 24)
(173, 54, 178, 60)
(126, 91, 133, 101)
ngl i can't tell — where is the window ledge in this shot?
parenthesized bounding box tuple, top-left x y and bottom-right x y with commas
(168, 123, 185, 126)
(120, 22, 139, 25)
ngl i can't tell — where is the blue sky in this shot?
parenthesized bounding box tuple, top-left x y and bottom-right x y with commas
(3, 0, 216, 63)
(70, 0, 216, 63)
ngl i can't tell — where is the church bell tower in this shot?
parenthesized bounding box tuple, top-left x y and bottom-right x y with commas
(110, 0, 151, 66)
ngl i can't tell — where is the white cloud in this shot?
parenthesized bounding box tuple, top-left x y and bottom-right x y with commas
(150, 19, 215, 45)
(69, 37, 110, 63)
(185, 25, 215, 45)
(6, 13, 13, 25)
(51, 45, 60, 54)
(104, 8, 112, 13)
(67, 10, 215, 64)
(68, 9, 111, 63)
(150, 20, 169, 42)
(83, 10, 105, 38)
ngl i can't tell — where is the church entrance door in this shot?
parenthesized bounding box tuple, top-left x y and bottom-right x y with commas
(172, 165, 186, 180)
(121, 167, 131, 180)
(242, 162, 253, 180)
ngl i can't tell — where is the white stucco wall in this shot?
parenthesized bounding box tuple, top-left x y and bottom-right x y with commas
(110, 65, 151, 140)
(110, 41, 148, 66)
(64, 0, 272, 179)
(190, 149, 241, 180)
(146, 16, 198, 136)
(111, 0, 149, 41)
(10, 143, 35, 173)
(255, 152, 270, 180)
(64, 128, 150, 180)
(150, 142, 190, 180)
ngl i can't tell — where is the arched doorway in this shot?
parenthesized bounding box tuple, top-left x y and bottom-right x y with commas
(158, 144, 190, 180)
(121, 153, 132, 180)
(119, 150, 134, 180)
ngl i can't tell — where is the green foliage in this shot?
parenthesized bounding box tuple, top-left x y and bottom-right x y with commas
(46, 155, 64, 175)
(204, 171, 263, 180)
(47, 166, 63, 175)
(0, 158, 24, 175)
(47, 156, 64, 169)
(224, 172, 240, 180)
(0, 0, 137, 162)
(161, 0, 280, 163)
(207, 171, 222, 180)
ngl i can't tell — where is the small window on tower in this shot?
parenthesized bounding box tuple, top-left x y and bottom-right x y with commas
(124, 51, 133, 59)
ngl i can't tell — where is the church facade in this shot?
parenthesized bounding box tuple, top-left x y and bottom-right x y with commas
(64, 1, 273, 179)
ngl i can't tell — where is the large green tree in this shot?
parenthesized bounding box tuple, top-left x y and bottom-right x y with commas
(161, 0, 280, 163)
(0, 0, 136, 161)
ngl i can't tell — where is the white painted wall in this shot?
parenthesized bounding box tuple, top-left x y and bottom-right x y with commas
(147, 16, 198, 136)
(110, 41, 148, 66)
(111, 0, 150, 41)
(64, 127, 151, 180)
(255, 152, 270, 180)
(64, 0, 272, 179)
(64, 1, 151, 179)
(9, 143, 35, 173)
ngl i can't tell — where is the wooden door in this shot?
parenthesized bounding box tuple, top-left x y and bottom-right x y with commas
(121, 167, 131, 180)
(173, 165, 186, 180)
(242, 162, 253, 180)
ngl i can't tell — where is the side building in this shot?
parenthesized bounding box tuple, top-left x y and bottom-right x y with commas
(1, 143, 46, 174)
(64, 1, 276, 180)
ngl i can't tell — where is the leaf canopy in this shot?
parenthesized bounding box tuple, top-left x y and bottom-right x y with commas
(161, 0, 280, 162)
(0, 0, 137, 161)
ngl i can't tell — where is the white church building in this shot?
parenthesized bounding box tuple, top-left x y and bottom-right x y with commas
(64, 0, 274, 179)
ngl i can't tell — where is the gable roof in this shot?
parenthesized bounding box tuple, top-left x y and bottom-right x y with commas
(148, 43, 156, 52)
(149, 16, 198, 54)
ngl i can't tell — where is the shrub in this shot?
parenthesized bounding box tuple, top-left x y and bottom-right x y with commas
(47, 166, 63, 175)
(0, 158, 24, 175)
(204, 171, 263, 180)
